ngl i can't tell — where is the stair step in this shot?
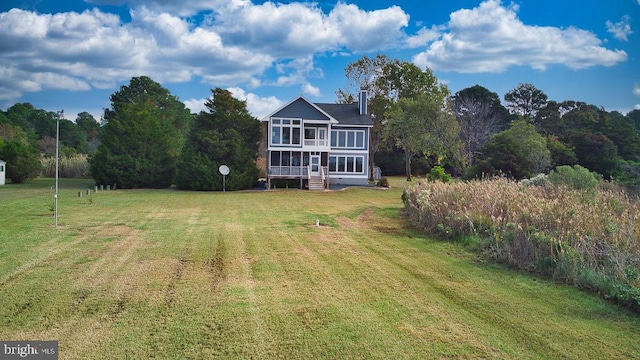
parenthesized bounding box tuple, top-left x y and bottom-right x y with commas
(308, 177, 325, 191)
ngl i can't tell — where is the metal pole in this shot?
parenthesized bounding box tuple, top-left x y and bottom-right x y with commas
(223, 174, 226, 192)
(55, 110, 63, 227)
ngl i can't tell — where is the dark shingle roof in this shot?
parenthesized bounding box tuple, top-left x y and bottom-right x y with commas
(315, 103, 373, 126)
(272, 98, 330, 120)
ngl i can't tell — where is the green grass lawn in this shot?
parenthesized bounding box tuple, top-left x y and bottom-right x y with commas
(1, 177, 639, 359)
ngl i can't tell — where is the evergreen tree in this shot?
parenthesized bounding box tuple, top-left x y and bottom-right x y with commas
(89, 76, 192, 188)
(175, 88, 261, 191)
(504, 83, 548, 120)
(569, 131, 619, 179)
(75, 112, 102, 153)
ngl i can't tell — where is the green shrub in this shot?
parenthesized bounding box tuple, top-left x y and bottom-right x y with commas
(547, 164, 601, 191)
(611, 284, 640, 311)
(427, 165, 451, 183)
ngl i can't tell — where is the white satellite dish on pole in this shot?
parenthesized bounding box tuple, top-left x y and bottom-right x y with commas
(219, 165, 230, 192)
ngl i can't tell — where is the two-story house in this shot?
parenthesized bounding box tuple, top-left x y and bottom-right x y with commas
(262, 90, 373, 190)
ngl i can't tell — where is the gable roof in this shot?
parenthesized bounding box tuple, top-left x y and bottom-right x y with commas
(315, 103, 372, 127)
(263, 96, 373, 127)
(262, 96, 337, 123)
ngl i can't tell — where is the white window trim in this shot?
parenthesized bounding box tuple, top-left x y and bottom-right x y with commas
(330, 129, 366, 149)
(270, 118, 302, 146)
(329, 155, 366, 174)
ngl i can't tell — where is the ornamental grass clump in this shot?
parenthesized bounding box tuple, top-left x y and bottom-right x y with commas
(402, 177, 640, 311)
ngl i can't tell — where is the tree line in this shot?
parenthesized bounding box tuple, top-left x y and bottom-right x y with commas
(0, 76, 261, 190)
(0, 103, 102, 183)
(2, 58, 640, 189)
(337, 54, 640, 187)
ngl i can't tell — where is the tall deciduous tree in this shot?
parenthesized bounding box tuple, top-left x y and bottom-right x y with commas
(504, 83, 548, 120)
(453, 85, 510, 166)
(385, 94, 459, 181)
(340, 55, 462, 180)
(175, 88, 261, 191)
(385, 97, 435, 181)
(380, 61, 459, 180)
(90, 76, 192, 188)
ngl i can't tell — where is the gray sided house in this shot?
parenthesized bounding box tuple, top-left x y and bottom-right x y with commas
(0, 159, 5, 185)
(262, 90, 373, 190)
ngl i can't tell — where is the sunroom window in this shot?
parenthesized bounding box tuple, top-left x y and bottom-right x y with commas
(271, 118, 301, 145)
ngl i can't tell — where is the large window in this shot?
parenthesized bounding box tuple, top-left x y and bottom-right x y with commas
(271, 151, 304, 166)
(329, 155, 365, 174)
(271, 119, 301, 145)
(305, 128, 315, 140)
(330, 130, 365, 149)
(304, 126, 328, 146)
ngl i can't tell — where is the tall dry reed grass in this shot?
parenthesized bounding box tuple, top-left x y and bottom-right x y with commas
(402, 178, 640, 310)
(41, 154, 90, 178)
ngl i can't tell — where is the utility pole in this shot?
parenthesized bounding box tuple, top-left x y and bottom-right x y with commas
(55, 109, 64, 227)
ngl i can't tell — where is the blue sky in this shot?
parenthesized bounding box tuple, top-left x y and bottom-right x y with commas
(1, 0, 638, 121)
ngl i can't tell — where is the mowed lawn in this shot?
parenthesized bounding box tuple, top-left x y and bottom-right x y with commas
(1, 178, 639, 359)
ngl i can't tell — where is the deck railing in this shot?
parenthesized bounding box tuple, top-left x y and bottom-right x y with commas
(269, 166, 306, 177)
(269, 166, 329, 178)
(303, 139, 329, 147)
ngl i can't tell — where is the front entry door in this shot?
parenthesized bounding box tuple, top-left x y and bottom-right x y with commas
(310, 155, 321, 176)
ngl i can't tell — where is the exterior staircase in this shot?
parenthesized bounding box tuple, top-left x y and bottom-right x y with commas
(308, 176, 325, 191)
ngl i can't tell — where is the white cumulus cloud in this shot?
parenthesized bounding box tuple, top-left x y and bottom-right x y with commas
(606, 15, 633, 41)
(413, 0, 627, 73)
(404, 25, 444, 48)
(183, 98, 208, 115)
(85, 0, 228, 17)
(302, 83, 321, 97)
(186, 87, 285, 119)
(0, 2, 410, 105)
(228, 87, 286, 119)
(327, 3, 409, 52)
(212, 1, 409, 56)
